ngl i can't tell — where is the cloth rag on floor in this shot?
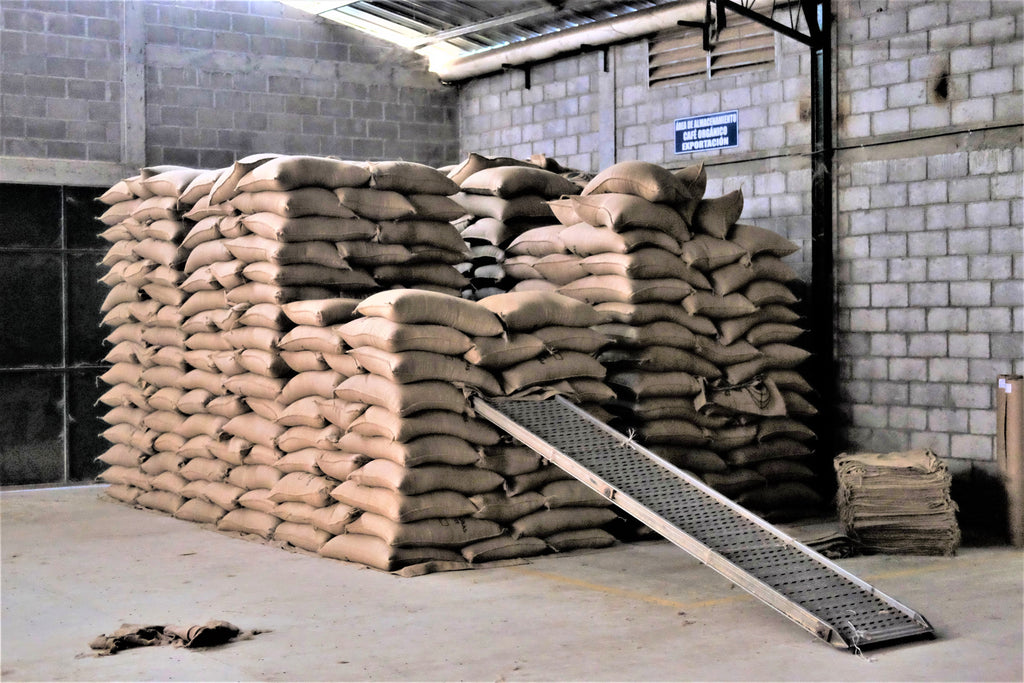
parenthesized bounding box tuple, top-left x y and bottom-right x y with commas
(89, 620, 243, 655)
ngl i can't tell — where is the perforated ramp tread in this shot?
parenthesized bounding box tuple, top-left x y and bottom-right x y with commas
(473, 396, 934, 650)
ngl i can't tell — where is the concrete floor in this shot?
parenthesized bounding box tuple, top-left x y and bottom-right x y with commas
(1, 486, 1021, 682)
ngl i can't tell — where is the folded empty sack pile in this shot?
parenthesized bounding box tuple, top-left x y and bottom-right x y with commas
(835, 449, 960, 555)
(94, 158, 619, 574)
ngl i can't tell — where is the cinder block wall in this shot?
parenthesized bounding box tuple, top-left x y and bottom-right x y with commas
(833, 0, 1023, 471)
(1, 0, 459, 185)
(458, 0, 1024, 472)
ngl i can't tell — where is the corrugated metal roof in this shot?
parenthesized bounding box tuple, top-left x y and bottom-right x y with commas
(281, 0, 682, 72)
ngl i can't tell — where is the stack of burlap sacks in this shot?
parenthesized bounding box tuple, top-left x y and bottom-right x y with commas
(454, 159, 821, 520)
(94, 155, 619, 571)
(835, 449, 960, 555)
(447, 153, 591, 300)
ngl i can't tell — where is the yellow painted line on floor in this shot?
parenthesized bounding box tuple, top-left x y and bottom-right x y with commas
(508, 566, 751, 611)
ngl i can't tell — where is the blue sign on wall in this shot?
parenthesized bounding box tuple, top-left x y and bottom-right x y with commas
(674, 110, 739, 154)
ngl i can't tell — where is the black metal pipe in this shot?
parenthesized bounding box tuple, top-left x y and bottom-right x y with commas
(808, 1, 837, 461)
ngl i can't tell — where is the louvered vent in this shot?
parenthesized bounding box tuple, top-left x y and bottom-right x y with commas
(649, 16, 775, 88)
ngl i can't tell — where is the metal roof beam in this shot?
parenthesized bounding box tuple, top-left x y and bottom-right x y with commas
(409, 1, 596, 50)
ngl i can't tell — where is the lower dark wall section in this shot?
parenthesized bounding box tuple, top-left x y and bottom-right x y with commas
(0, 183, 109, 486)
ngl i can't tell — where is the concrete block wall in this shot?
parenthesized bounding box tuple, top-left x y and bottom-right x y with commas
(456, 0, 1022, 469)
(834, 0, 1024, 471)
(1, 0, 459, 185)
(1, 0, 125, 163)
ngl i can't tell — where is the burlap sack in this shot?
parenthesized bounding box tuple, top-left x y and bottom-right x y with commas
(334, 187, 416, 220)
(462, 535, 548, 562)
(227, 283, 335, 306)
(275, 448, 322, 474)
(315, 398, 367, 430)
(228, 188, 354, 218)
(728, 223, 800, 257)
(717, 304, 802, 344)
(235, 155, 370, 192)
(757, 416, 816, 442)
(705, 424, 759, 452)
(570, 193, 690, 241)
(281, 351, 329, 373)
(695, 376, 787, 418)
(461, 166, 580, 199)
(278, 371, 344, 405)
(309, 502, 360, 535)
(637, 419, 710, 446)
(136, 490, 186, 514)
(222, 373, 286, 400)
(274, 522, 333, 552)
(277, 325, 346, 355)
(745, 322, 804, 346)
(241, 262, 374, 289)
(653, 446, 728, 473)
(372, 264, 469, 289)
(406, 194, 467, 221)
(599, 345, 721, 378)
(279, 298, 360, 327)
(97, 443, 147, 467)
(501, 352, 606, 394)
(222, 413, 284, 449)
(691, 190, 743, 238)
(337, 432, 480, 467)
(478, 291, 604, 331)
(682, 291, 758, 319)
(605, 370, 702, 399)
(755, 459, 816, 482)
(531, 326, 608, 354)
(276, 425, 343, 453)
(541, 480, 609, 508)
(452, 192, 553, 222)
(594, 321, 696, 350)
(335, 374, 469, 416)
(691, 337, 760, 366)
(580, 249, 711, 290)
(227, 464, 283, 491)
(701, 469, 766, 496)
(207, 436, 251, 465)
(131, 196, 179, 222)
(743, 280, 800, 306)
(315, 451, 369, 481)
(318, 533, 463, 571)
(268, 472, 335, 507)
(348, 346, 499, 395)
(559, 222, 682, 256)
(367, 160, 459, 195)
(475, 444, 543, 476)
(348, 459, 504, 496)
(355, 289, 503, 337)
(242, 212, 376, 243)
(545, 528, 616, 552)
(225, 235, 348, 269)
(377, 220, 469, 254)
(217, 509, 280, 539)
(592, 302, 718, 335)
(583, 160, 690, 204)
(461, 217, 518, 247)
(532, 253, 587, 285)
(330, 480, 476, 523)
(237, 489, 278, 514)
(505, 465, 574, 495)
(511, 507, 618, 539)
(680, 235, 748, 272)
(174, 498, 228, 524)
(276, 396, 327, 428)
(338, 317, 473, 355)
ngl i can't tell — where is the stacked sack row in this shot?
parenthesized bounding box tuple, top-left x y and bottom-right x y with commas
(323, 289, 619, 571)
(446, 154, 591, 300)
(93, 156, 622, 572)
(471, 160, 820, 521)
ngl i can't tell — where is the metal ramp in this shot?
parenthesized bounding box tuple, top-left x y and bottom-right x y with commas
(473, 396, 934, 650)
